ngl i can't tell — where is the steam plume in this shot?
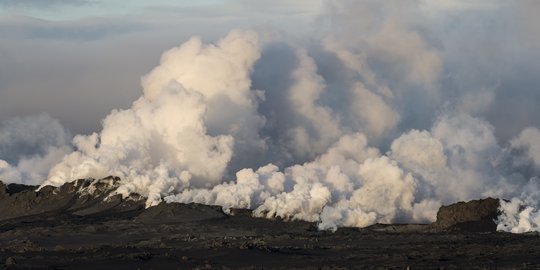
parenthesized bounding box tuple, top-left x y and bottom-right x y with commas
(1, 1, 540, 232)
(0, 114, 71, 185)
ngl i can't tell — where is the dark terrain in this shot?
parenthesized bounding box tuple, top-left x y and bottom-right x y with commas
(1, 177, 539, 269)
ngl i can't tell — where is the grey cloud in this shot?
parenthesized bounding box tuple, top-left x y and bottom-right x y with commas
(0, 114, 70, 164)
(0, 10, 264, 136)
(0, 15, 144, 40)
(0, 0, 90, 9)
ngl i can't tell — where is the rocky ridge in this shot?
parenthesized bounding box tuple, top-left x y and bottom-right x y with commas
(0, 177, 502, 232)
(0, 177, 144, 221)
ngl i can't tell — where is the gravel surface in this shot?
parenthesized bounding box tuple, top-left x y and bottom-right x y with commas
(1, 179, 539, 269)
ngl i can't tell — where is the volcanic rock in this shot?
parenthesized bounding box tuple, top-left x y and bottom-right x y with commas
(1, 182, 38, 195)
(431, 197, 501, 232)
(136, 202, 227, 224)
(5, 256, 16, 265)
(0, 180, 537, 269)
(0, 177, 144, 221)
(1, 179, 504, 233)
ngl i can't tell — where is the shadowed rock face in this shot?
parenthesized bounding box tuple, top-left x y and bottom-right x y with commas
(1, 182, 38, 195)
(0, 177, 144, 221)
(431, 198, 501, 232)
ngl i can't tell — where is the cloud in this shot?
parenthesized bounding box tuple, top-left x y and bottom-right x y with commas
(0, 15, 144, 40)
(1, 1, 540, 233)
(44, 30, 262, 207)
(0, 2, 318, 135)
(0, 114, 70, 164)
(0, 0, 89, 9)
(511, 127, 540, 171)
(0, 114, 72, 185)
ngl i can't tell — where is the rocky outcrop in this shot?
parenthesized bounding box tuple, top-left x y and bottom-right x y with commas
(0, 179, 504, 233)
(0, 177, 144, 221)
(0, 178, 229, 224)
(431, 198, 501, 232)
(0, 182, 38, 195)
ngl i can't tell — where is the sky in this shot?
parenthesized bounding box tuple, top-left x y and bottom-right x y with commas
(0, 1, 235, 20)
(0, 0, 538, 139)
(0, 0, 321, 134)
(1, 0, 540, 232)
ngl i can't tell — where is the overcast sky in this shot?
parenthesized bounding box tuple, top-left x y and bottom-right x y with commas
(0, 0, 321, 134)
(0, 0, 539, 140)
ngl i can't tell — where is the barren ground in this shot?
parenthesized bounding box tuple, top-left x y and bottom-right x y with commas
(1, 179, 539, 269)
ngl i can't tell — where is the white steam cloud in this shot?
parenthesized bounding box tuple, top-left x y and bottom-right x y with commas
(0, 114, 71, 185)
(1, 1, 540, 233)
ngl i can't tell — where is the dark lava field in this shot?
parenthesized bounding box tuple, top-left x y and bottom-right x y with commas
(1, 177, 540, 269)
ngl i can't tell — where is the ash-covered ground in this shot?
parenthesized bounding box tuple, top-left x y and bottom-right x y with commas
(1, 177, 539, 269)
